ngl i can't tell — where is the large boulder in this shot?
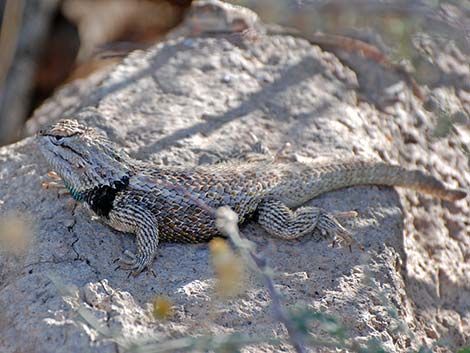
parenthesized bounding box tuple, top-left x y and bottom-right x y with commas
(1, 22, 469, 352)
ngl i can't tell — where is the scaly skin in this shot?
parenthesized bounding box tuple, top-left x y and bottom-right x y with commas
(37, 119, 466, 275)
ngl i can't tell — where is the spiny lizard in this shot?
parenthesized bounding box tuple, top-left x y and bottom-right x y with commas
(38, 119, 466, 275)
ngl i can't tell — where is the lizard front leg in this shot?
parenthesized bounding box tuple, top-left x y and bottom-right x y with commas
(256, 199, 355, 246)
(107, 203, 159, 276)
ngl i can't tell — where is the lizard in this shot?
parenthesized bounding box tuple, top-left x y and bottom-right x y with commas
(37, 119, 466, 276)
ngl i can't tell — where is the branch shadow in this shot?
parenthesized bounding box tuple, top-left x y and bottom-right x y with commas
(135, 54, 328, 155)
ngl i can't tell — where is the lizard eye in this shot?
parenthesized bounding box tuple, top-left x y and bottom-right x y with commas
(50, 135, 65, 145)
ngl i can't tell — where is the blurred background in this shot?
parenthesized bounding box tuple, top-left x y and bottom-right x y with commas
(0, 0, 468, 146)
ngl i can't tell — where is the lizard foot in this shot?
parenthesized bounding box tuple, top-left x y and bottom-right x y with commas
(41, 171, 70, 197)
(317, 213, 364, 251)
(114, 250, 156, 277)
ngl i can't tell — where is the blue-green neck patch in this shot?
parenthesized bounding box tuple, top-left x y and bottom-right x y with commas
(64, 181, 85, 202)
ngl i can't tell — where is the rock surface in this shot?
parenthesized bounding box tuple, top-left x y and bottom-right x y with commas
(1, 30, 469, 352)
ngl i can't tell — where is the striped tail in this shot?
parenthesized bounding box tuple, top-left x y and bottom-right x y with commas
(315, 160, 467, 202)
(378, 164, 466, 201)
(273, 159, 466, 206)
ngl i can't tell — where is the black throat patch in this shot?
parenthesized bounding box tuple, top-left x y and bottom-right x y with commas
(85, 176, 129, 217)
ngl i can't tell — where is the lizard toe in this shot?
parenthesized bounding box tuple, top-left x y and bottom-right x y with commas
(317, 212, 363, 250)
(115, 250, 154, 276)
(132, 253, 153, 276)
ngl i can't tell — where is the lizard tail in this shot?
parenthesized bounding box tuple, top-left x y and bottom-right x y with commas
(274, 160, 466, 206)
(381, 165, 466, 201)
(319, 160, 467, 202)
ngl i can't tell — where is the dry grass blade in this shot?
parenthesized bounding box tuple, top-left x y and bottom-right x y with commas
(215, 206, 307, 353)
(0, 0, 24, 92)
(138, 178, 308, 352)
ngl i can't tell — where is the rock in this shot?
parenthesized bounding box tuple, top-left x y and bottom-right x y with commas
(1, 28, 469, 353)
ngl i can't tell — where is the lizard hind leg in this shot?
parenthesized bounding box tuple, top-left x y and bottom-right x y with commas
(257, 199, 357, 247)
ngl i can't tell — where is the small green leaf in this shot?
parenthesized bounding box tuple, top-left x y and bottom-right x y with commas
(457, 348, 470, 353)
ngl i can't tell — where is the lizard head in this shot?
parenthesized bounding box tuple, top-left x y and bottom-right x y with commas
(37, 119, 132, 199)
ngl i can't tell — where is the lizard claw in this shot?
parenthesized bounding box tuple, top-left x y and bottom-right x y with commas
(114, 250, 154, 276)
(42, 171, 70, 196)
(317, 212, 363, 250)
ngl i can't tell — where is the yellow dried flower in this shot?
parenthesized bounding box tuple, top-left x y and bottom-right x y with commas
(152, 296, 173, 320)
(209, 238, 245, 298)
(0, 212, 32, 256)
